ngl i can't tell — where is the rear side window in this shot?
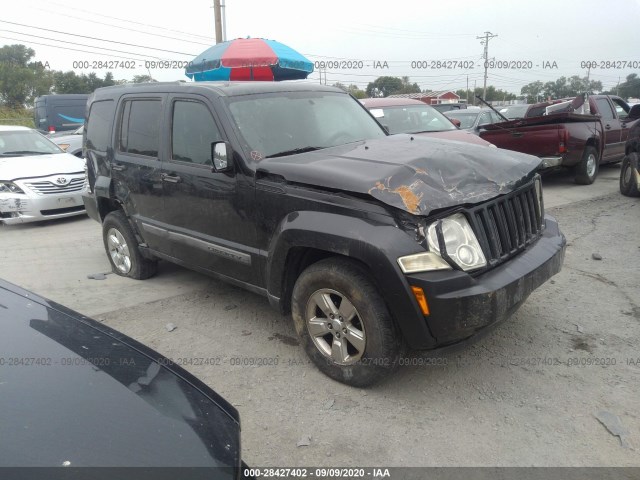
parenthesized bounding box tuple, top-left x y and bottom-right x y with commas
(119, 99, 161, 157)
(171, 100, 222, 166)
(594, 98, 615, 121)
(86, 100, 114, 151)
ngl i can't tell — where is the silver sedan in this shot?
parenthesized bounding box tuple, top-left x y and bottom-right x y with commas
(0, 126, 87, 225)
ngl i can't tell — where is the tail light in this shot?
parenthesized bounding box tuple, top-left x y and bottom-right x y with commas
(558, 128, 568, 153)
(48, 125, 56, 133)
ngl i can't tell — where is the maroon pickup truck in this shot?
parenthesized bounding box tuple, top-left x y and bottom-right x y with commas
(480, 95, 637, 185)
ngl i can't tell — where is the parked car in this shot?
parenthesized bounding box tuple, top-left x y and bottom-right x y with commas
(620, 103, 640, 196)
(431, 102, 469, 113)
(0, 126, 87, 225)
(49, 125, 84, 157)
(0, 278, 249, 476)
(83, 82, 566, 387)
(360, 97, 493, 146)
(444, 108, 504, 133)
(34, 94, 88, 134)
(480, 95, 637, 185)
(498, 104, 531, 119)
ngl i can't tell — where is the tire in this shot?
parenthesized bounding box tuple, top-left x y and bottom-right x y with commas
(574, 146, 599, 185)
(291, 258, 402, 387)
(102, 210, 157, 279)
(620, 152, 640, 197)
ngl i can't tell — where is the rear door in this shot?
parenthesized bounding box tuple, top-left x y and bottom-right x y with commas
(480, 123, 561, 157)
(158, 94, 257, 283)
(111, 95, 168, 251)
(593, 97, 623, 161)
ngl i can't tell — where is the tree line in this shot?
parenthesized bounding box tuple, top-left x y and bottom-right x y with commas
(0, 44, 153, 108)
(334, 74, 640, 103)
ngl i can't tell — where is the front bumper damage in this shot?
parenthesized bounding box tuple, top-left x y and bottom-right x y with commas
(404, 214, 566, 347)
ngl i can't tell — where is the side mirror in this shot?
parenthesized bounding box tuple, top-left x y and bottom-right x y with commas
(211, 142, 233, 173)
(381, 124, 390, 134)
(450, 118, 461, 128)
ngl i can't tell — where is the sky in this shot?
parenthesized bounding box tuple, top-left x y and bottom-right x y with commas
(3, 0, 640, 96)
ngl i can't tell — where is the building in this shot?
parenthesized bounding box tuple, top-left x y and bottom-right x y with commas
(387, 91, 461, 105)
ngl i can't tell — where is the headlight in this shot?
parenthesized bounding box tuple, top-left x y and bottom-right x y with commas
(397, 252, 452, 273)
(426, 213, 487, 271)
(0, 181, 25, 194)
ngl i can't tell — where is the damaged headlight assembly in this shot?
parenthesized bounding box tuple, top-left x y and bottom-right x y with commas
(398, 213, 486, 273)
(0, 181, 25, 194)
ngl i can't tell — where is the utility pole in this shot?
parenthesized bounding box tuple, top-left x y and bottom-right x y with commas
(466, 75, 469, 104)
(473, 80, 477, 105)
(221, 0, 227, 41)
(213, 0, 223, 44)
(477, 31, 497, 101)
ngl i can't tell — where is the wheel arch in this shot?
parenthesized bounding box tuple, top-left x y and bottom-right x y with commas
(265, 211, 437, 348)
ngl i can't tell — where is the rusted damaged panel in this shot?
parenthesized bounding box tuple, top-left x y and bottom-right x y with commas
(258, 134, 541, 216)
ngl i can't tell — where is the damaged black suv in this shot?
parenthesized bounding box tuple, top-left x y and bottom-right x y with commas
(83, 82, 566, 387)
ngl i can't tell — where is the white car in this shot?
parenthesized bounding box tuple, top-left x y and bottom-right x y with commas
(0, 126, 87, 225)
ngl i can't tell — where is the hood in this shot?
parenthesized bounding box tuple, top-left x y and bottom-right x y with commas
(418, 129, 493, 147)
(0, 279, 240, 470)
(258, 135, 540, 216)
(0, 153, 84, 180)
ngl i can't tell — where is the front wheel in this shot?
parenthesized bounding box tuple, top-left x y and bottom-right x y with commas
(574, 146, 599, 185)
(102, 210, 157, 279)
(620, 152, 640, 197)
(291, 258, 402, 387)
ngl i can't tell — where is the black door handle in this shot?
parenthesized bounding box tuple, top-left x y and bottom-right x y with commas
(112, 164, 126, 171)
(161, 173, 181, 183)
(511, 131, 524, 138)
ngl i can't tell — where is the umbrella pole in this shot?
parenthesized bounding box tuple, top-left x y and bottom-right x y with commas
(250, 66, 254, 81)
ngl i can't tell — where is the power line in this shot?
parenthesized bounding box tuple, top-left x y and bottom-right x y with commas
(0, 20, 197, 56)
(0, 29, 162, 60)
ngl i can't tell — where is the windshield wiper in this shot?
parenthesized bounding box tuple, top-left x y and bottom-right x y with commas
(265, 146, 323, 158)
(1, 150, 50, 155)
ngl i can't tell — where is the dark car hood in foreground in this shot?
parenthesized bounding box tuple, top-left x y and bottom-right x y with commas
(257, 135, 540, 215)
(0, 280, 240, 473)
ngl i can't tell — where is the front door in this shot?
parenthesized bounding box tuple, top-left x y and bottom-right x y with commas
(159, 95, 258, 284)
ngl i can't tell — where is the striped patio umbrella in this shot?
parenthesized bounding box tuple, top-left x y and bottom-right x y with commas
(185, 37, 313, 81)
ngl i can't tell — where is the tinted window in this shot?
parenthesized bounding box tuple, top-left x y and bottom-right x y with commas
(171, 101, 222, 166)
(374, 105, 456, 134)
(86, 101, 114, 152)
(119, 100, 161, 157)
(595, 98, 615, 121)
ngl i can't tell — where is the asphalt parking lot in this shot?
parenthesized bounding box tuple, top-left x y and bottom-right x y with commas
(1, 165, 639, 467)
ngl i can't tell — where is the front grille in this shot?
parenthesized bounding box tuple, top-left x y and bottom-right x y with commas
(40, 205, 86, 216)
(469, 179, 543, 267)
(26, 178, 86, 195)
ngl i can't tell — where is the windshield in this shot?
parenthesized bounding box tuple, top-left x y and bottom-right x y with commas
(225, 91, 386, 159)
(370, 105, 456, 134)
(0, 130, 63, 157)
(444, 111, 479, 129)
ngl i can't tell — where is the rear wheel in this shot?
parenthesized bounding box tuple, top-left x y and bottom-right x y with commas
(291, 258, 402, 387)
(102, 210, 157, 279)
(574, 146, 599, 185)
(620, 152, 640, 197)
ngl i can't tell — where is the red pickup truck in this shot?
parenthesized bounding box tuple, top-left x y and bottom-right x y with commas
(480, 95, 637, 185)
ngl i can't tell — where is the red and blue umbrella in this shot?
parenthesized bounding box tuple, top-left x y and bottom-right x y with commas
(185, 38, 313, 81)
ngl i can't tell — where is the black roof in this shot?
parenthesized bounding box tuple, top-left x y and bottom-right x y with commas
(91, 80, 343, 101)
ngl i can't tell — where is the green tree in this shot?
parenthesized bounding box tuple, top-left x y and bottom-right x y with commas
(332, 82, 367, 99)
(131, 74, 155, 83)
(617, 74, 640, 99)
(0, 44, 52, 107)
(366, 76, 404, 97)
(521, 81, 544, 103)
